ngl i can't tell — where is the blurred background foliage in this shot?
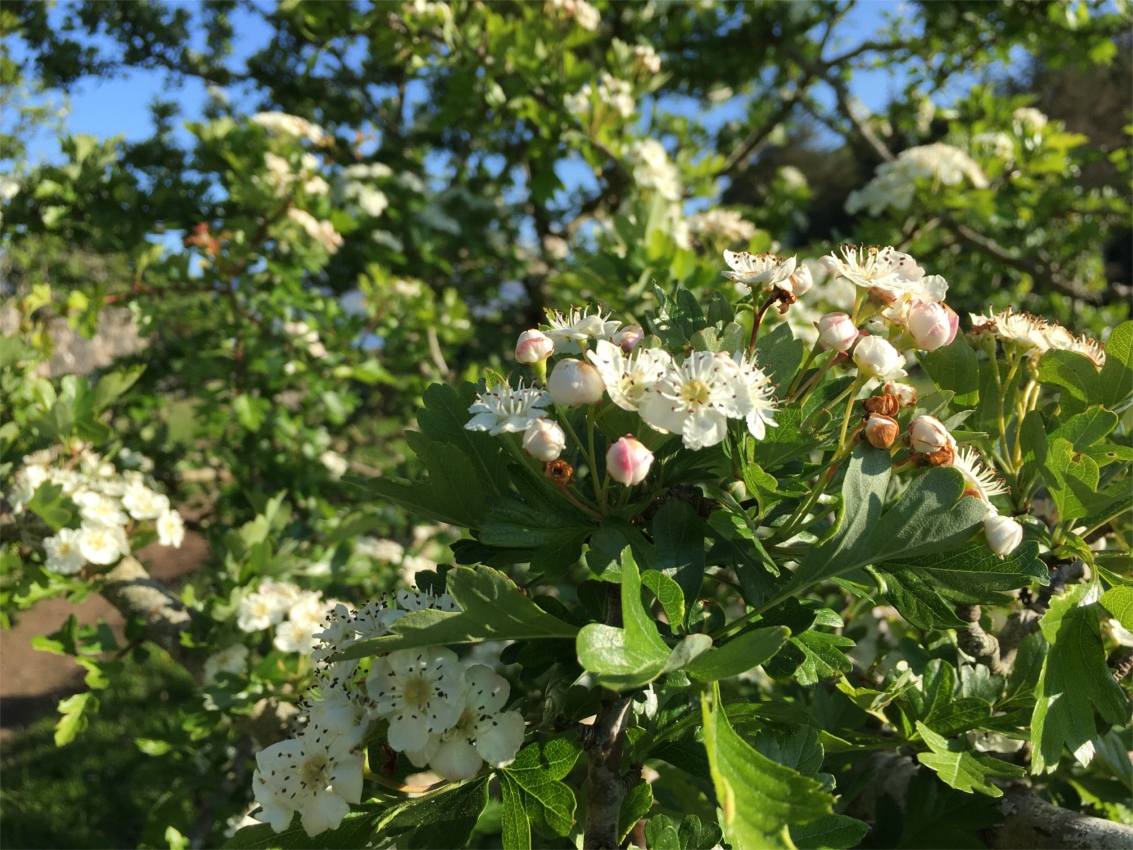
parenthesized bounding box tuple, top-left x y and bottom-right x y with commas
(1, 1, 1129, 846)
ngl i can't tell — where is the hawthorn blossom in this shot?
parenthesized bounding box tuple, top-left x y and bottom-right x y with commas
(734, 351, 779, 440)
(252, 720, 364, 837)
(639, 351, 752, 450)
(355, 537, 405, 563)
(157, 510, 185, 548)
(121, 482, 170, 520)
(822, 245, 946, 305)
(687, 209, 756, 244)
(204, 644, 249, 685)
(846, 143, 988, 216)
(969, 308, 1105, 367)
(427, 665, 526, 780)
(464, 383, 552, 435)
(366, 647, 467, 753)
(74, 491, 130, 528)
(251, 112, 325, 144)
(43, 528, 87, 575)
(952, 446, 1009, 512)
(275, 592, 333, 654)
(629, 139, 681, 202)
(78, 522, 129, 565)
(852, 335, 907, 381)
(543, 306, 621, 353)
(237, 581, 303, 633)
(587, 339, 672, 412)
(721, 251, 797, 296)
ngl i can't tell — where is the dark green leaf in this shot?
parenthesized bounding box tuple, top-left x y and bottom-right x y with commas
(645, 814, 680, 850)
(916, 722, 1024, 797)
(619, 782, 654, 843)
(362, 440, 488, 528)
(789, 814, 870, 850)
(1038, 349, 1099, 417)
(416, 383, 509, 496)
(1099, 320, 1132, 407)
(684, 627, 789, 681)
(498, 737, 581, 840)
(678, 815, 723, 850)
(921, 340, 980, 406)
(641, 570, 686, 632)
(653, 500, 706, 609)
(27, 481, 76, 532)
(757, 322, 806, 390)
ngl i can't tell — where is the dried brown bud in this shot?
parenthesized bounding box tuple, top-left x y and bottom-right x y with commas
(863, 393, 900, 417)
(925, 442, 956, 467)
(863, 414, 900, 449)
(544, 459, 574, 487)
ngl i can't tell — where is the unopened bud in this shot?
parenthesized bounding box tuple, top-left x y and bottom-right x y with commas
(515, 329, 554, 363)
(906, 300, 959, 352)
(884, 381, 917, 407)
(908, 415, 950, 454)
(522, 419, 566, 461)
(612, 325, 644, 353)
(852, 335, 907, 380)
(817, 312, 858, 352)
(789, 264, 813, 298)
(863, 414, 899, 449)
(863, 394, 900, 417)
(606, 436, 654, 486)
(548, 359, 605, 407)
(984, 514, 1023, 556)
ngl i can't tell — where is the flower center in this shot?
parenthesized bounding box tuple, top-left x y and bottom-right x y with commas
(679, 379, 711, 408)
(299, 753, 329, 789)
(402, 675, 431, 707)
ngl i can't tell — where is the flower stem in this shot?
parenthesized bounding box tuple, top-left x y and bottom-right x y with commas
(747, 293, 780, 355)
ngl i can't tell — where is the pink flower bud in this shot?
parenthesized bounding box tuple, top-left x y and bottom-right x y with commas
(515, 329, 554, 364)
(548, 359, 605, 407)
(908, 415, 950, 454)
(863, 414, 899, 449)
(884, 381, 917, 407)
(522, 419, 567, 461)
(612, 324, 644, 353)
(817, 312, 858, 352)
(984, 513, 1023, 556)
(606, 436, 653, 486)
(906, 300, 959, 351)
(852, 335, 907, 380)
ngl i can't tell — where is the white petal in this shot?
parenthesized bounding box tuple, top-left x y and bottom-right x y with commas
(403, 734, 440, 768)
(299, 791, 350, 837)
(638, 392, 685, 435)
(388, 713, 430, 753)
(474, 710, 526, 767)
(330, 752, 365, 805)
(430, 738, 483, 781)
(682, 409, 727, 450)
(464, 665, 509, 715)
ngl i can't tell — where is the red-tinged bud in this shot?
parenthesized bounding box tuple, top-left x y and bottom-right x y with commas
(606, 436, 654, 486)
(515, 329, 554, 364)
(906, 300, 959, 351)
(817, 312, 858, 352)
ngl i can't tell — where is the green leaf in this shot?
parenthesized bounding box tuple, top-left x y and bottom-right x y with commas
(757, 322, 805, 390)
(641, 570, 686, 632)
(577, 549, 672, 690)
(1040, 437, 1102, 522)
(416, 383, 509, 496)
(915, 722, 1025, 797)
(54, 692, 97, 746)
(382, 778, 490, 849)
(684, 627, 789, 681)
(1100, 586, 1133, 631)
(754, 727, 824, 776)
(498, 737, 581, 844)
(765, 629, 855, 686)
(233, 394, 270, 431)
(921, 340, 980, 406)
(678, 815, 723, 850)
(1031, 584, 1128, 773)
(653, 500, 706, 609)
(890, 769, 1001, 849)
(619, 781, 654, 843)
(788, 814, 870, 850)
(645, 814, 680, 850)
(337, 566, 577, 659)
(873, 567, 967, 629)
(224, 805, 396, 849)
(752, 406, 824, 470)
(1038, 349, 1099, 417)
(360, 439, 488, 528)
(1099, 320, 1132, 407)
(90, 366, 144, 412)
(1050, 406, 1118, 451)
(877, 541, 1047, 602)
(27, 481, 76, 532)
(700, 691, 832, 849)
(480, 463, 596, 549)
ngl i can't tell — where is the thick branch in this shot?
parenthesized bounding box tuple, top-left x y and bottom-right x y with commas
(582, 692, 633, 850)
(955, 604, 1006, 676)
(851, 752, 1133, 849)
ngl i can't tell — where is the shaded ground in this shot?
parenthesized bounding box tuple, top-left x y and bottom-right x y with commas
(0, 532, 208, 741)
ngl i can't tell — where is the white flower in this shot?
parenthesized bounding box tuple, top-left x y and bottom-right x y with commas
(629, 140, 681, 202)
(852, 335, 907, 381)
(586, 340, 672, 412)
(632, 44, 662, 75)
(722, 251, 797, 296)
(237, 581, 303, 633)
(121, 482, 170, 521)
(366, 647, 467, 753)
(319, 450, 348, 478)
(970, 309, 1104, 367)
(157, 510, 185, 548)
(952, 446, 1008, 511)
(908, 415, 951, 454)
(565, 73, 634, 120)
(397, 590, 459, 613)
(846, 143, 988, 216)
(203, 644, 249, 685)
(286, 208, 343, 253)
(74, 491, 130, 528)
(1012, 107, 1048, 133)
(275, 592, 332, 654)
(639, 351, 753, 450)
(78, 522, 129, 565)
(543, 306, 621, 354)
(43, 528, 87, 575)
(355, 537, 405, 563)
(428, 665, 525, 780)
(822, 245, 929, 302)
(351, 598, 406, 641)
(688, 210, 757, 244)
(252, 720, 364, 837)
(464, 383, 553, 435)
(906, 300, 959, 351)
(251, 112, 326, 144)
(734, 351, 778, 440)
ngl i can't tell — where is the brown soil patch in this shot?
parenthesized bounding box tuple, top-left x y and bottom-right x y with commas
(0, 531, 208, 740)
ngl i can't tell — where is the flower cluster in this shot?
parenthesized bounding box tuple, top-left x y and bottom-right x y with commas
(236, 580, 342, 654)
(969, 307, 1105, 367)
(7, 445, 185, 574)
(628, 139, 682, 202)
(286, 207, 344, 253)
(565, 72, 635, 120)
(334, 163, 391, 219)
(249, 589, 524, 838)
(687, 209, 757, 245)
(258, 152, 329, 198)
(549, 0, 601, 31)
(251, 111, 326, 144)
(846, 142, 989, 215)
